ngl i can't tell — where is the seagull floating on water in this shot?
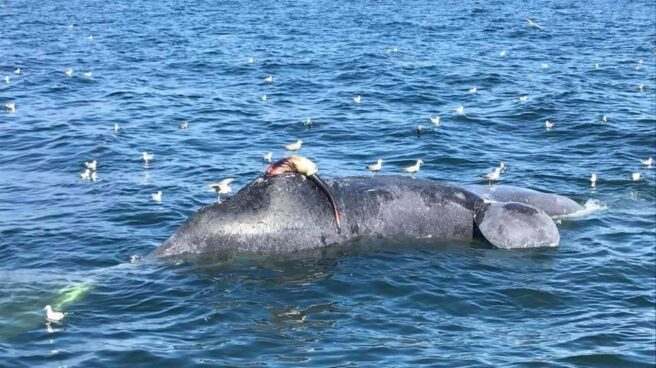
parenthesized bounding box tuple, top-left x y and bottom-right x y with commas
(179, 120, 188, 129)
(540, 63, 550, 69)
(303, 118, 313, 127)
(152, 191, 163, 202)
(468, 87, 478, 94)
(88, 35, 94, 41)
(454, 105, 464, 115)
(601, 114, 607, 123)
(263, 152, 273, 163)
(641, 157, 653, 168)
(499, 49, 506, 57)
(403, 159, 423, 174)
(353, 95, 362, 104)
(44, 305, 66, 323)
(367, 159, 383, 173)
(209, 178, 234, 202)
(518, 95, 529, 103)
(14, 68, 21, 75)
(91, 171, 98, 181)
(83, 71, 92, 78)
(142, 151, 154, 164)
(284, 140, 303, 151)
(526, 18, 542, 29)
(85, 160, 97, 171)
(545, 120, 554, 130)
(65, 68, 73, 77)
(594, 63, 600, 69)
(638, 84, 644, 92)
(5, 102, 15, 112)
(631, 172, 642, 181)
(429, 115, 440, 126)
(590, 173, 597, 187)
(264, 75, 273, 83)
(636, 59, 643, 70)
(248, 57, 254, 64)
(4, 76, 9, 84)
(498, 162, 507, 172)
(80, 168, 91, 180)
(113, 123, 120, 133)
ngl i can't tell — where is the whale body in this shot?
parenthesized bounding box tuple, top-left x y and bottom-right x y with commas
(150, 174, 584, 258)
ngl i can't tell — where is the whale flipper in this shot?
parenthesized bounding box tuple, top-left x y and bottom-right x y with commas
(474, 202, 559, 249)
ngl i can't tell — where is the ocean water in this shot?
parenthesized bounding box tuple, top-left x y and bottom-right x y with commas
(1, 0, 655, 366)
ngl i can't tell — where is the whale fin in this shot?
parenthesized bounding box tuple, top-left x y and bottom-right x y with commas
(474, 202, 559, 249)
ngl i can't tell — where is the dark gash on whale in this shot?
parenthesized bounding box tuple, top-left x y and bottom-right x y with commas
(150, 174, 584, 258)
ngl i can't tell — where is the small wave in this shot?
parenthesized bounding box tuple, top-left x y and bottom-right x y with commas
(557, 199, 607, 219)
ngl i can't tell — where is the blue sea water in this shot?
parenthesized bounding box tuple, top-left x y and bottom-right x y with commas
(1, 0, 655, 366)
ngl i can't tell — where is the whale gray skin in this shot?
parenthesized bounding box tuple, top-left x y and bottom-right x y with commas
(463, 185, 584, 216)
(150, 174, 579, 258)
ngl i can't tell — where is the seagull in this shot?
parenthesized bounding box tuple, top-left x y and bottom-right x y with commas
(303, 118, 313, 127)
(526, 18, 542, 29)
(429, 115, 441, 126)
(284, 140, 303, 151)
(468, 86, 478, 94)
(261, 94, 267, 101)
(631, 172, 642, 181)
(248, 57, 254, 64)
(91, 171, 98, 181)
(636, 59, 643, 70)
(594, 63, 600, 69)
(601, 114, 607, 123)
(641, 157, 653, 167)
(14, 68, 21, 75)
(80, 168, 91, 180)
(499, 49, 506, 57)
(65, 68, 73, 77)
(142, 151, 154, 164)
(263, 152, 273, 163)
(498, 162, 507, 172)
(209, 178, 234, 202)
(367, 159, 383, 173)
(83, 71, 92, 78)
(518, 95, 529, 103)
(85, 160, 97, 171)
(403, 159, 424, 174)
(353, 95, 362, 104)
(482, 167, 502, 185)
(454, 105, 464, 115)
(87, 35, 94, 41)
(152, 191, 163, 202)
(540, 63, 550, 69)
(113, 123, 120, 133)
(416, 124, 423, 135)
(179, 120, 188, 129)
(4, 76, 9, 84)
(638, 84, 644, 91)
(545, 120, 554, 130)
(590, 173, 597, 187)
(44, 305, 66, 323)
(5, 102, 15, 112)
(264, 75, 273, 83)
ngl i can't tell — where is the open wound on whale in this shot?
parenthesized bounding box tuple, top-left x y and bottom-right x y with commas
(265, 156, 342, 232)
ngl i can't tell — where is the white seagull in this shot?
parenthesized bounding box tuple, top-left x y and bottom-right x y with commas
(601, 115, 607, 123)
(284, 140, 303, 151)
(142, 151, 154, 164)
(65, 68, 74, 77)
(179, 120, 188, 129)
(209, 178, 234, 202)
(44, 305, 67, 323)
(526, 18, 542, 29)
(85, 160, 97, 171)
(263, 152, 273, 163)
(83, 71, 92, 78)
(152, 191, 163, 202)
(113, 123, 120, 133)
(4, 76, 9, 84)
(80, 168, 91, 180)
(468, 86, 478, 94)
(5, 102, 16, 112)
(641, 157, 653, 167)
(499, 49, 506, 57)
(248, 57, 254, 64)
(261, 94, 267, 101)
(367, 159, 383, 173)
(518, 95, 529, 103)
(14, 68, 21, 75)
(631, 172, 642, 181)
(590, 173, 597, 187)
(545, 120, 554, 130)
(482, 167, 502, 185)
(429, 115, 441, 126)
(264, 75, 273, 83)
(454, 105, 464, 115)
(303, 118, 313, 127)
(403, 159, 424, 174)
(353, 95, 362, 104)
